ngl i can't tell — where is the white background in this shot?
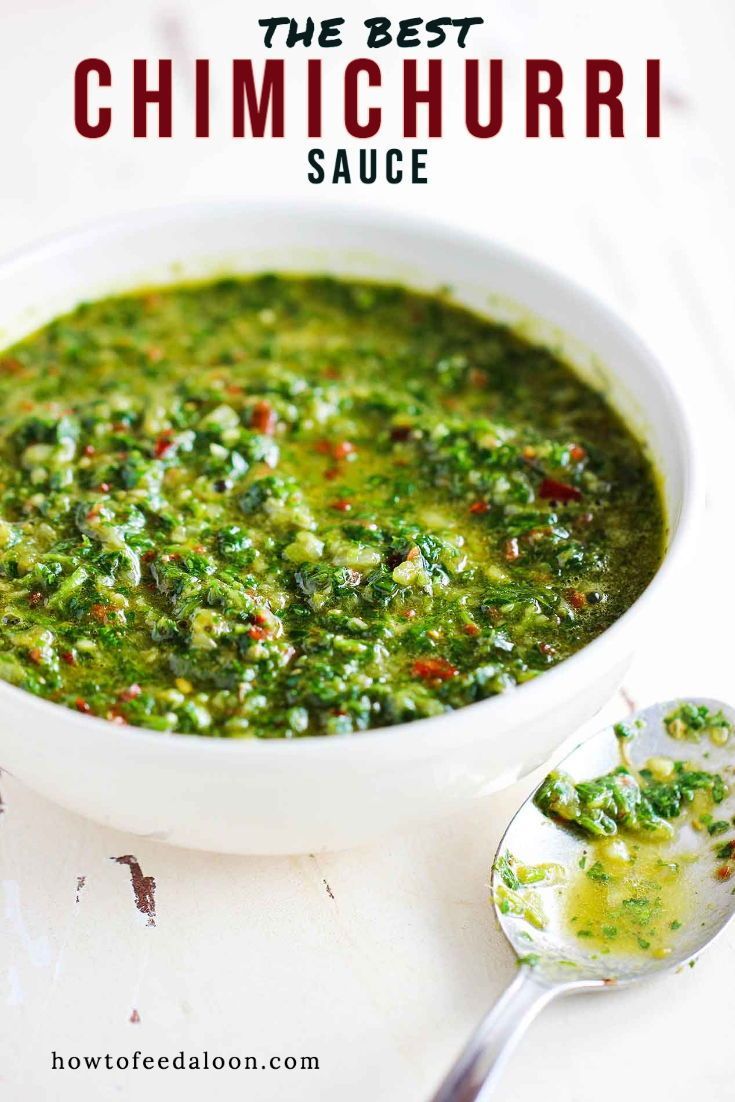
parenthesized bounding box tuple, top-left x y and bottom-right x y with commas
(1, 1, 735, 1099)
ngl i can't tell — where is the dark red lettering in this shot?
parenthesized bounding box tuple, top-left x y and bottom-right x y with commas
(526, 60, 563, 137)
(647, 59, 661, 137)
(345, 59, 381, 139)
(133, 59, 172, 138)
(465, 59, 503, 138)
(233, 60, 284, 137)
(586, 60, 624, 137)
(74, 59, 111, 138)
(403, 59, 442, 138)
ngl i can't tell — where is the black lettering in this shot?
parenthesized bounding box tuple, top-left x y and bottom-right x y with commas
(307, 148, 325, 183)
(386, 148, 403, 183)
(286, 18, 315, 47)
(258, 18, 289, 48)
(332, 148, 351, 183)
(397, 18, 421, 48)
(365, 17, 392, 48)
(360, 149, 377, 183)
(319, 18, 344, 47)
(412, 148, 428, 182)
(453, 17, 483, 48)
(426, 17, 452, 48)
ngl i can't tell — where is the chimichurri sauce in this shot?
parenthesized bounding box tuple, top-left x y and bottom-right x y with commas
(529, 706, 735, 960)
(0, 276, 664, 737)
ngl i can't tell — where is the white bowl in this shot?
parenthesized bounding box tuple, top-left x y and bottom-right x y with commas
(0, 203, 699, 854)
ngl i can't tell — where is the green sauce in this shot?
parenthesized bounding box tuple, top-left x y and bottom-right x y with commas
(533, 708, 733, 958)
(0, 275, 664, 737)
(565, 837, 695, 958)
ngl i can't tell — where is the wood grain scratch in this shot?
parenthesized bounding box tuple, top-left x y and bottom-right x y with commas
(111, 856, 157, 927)
(75, 876, 86, 904)
(323, 878, 335, 900)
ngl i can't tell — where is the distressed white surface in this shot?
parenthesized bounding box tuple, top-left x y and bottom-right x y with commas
(1, 1, 734, 1099)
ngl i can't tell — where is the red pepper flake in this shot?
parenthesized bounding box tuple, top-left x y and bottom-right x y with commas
(98, 482, 111, 493)
(411, 657, 458, 682)
(401, 609, 417, 619)
(83, 444, 96, 457)
(566, 589, 587, 611)
(248, 625, 269, 641)
(525, 525, 553, 545)
(28, 591, 44, 608)
(61, 651, 76, 666)
(107, 711, 127, 726)
(569, 444, 587, 462)
(331, 499, 352, 512)
(323, 366, 341, 379)
(504, 538, 520, 562)
(0, 357, 23, 375)
(119, 683, 142, 702)
(146, 346, 164, 363)
(90, 603, 111, 623)
(406, 546, 421, 562)
(539, 477, 582, 503)
(193, 544, 207, 554)
(75, 698, 91, 715)
(141, 549, 157, 563)
(390, 425, 413, 442)
(538, 642, 555, 656)
(314, 440, 332, 455)
(469, 501, 490, 515)
(86, 503, 102, 521)
(324, 467, 339, 481)
(251, 400, 277, 435)
(716, 865, 734, 882)
(154, 434, 173, 458)
(27, 647, 42, 665)
(333, 440, 355, 460)
(464, 623, 480, 637)
(112, 422, 128, 433)
(253, 609, 269, 626)
(468, 368, 489, 388)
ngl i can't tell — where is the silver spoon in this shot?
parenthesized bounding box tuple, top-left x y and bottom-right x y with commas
(431, 698, 735, 1102)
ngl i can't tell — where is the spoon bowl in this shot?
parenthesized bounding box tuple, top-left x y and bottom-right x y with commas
(432, 698, 735, 1101)
(495, 697, 735, 986)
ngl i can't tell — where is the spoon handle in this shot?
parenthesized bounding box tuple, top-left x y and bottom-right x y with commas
(430, 966, 559, 1102)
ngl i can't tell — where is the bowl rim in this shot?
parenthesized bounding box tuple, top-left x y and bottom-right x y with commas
(0, 199, 703, 759)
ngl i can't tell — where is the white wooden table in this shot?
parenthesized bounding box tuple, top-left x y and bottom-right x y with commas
(2, 2, 734, 1099)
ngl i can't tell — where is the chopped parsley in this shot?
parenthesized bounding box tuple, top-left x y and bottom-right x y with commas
(0, 275, 664, 736)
